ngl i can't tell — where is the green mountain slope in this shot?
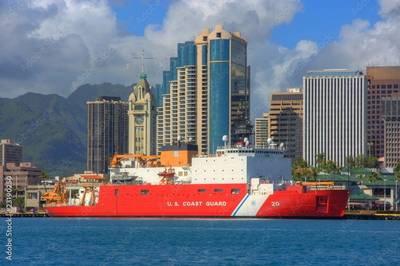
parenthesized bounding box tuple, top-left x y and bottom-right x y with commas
(0, 83, 132, 176)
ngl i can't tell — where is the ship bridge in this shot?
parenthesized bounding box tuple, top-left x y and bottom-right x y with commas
(191, 144, 291, 185)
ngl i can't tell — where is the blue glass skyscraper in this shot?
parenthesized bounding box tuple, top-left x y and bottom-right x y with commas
(157, 25, 251, 154)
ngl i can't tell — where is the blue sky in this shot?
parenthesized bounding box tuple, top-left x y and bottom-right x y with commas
(271, 0, 380, 48)
(110, 0, 172, 36)
(110, 0, 381, 48)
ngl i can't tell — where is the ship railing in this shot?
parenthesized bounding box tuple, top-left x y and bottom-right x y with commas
(305, 184, 346, 191)
(44, 202, 70, 207)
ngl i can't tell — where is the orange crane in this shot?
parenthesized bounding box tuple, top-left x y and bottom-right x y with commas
(110, 154, 161, 167)
(41, 179, 68, 204)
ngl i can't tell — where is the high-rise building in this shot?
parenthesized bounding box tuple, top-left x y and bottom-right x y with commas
(269, 88, 303, 158)
(0, 139, 23, 165)
(195, 28, 210, 154)
(207, 25, 251, 153)
(128, 73, 156, 155)
(367, 66, 400, 158)
(303, 70, 367, 166)
(255, 113, 269, 148)
(157, 41, 197, 154)
(382, 94, 400, 168)
(157, 25, 251, 154)
(87, 96, 128, 174)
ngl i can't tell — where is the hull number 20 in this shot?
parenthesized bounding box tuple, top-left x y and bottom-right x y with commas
(271, 201, 280, 207)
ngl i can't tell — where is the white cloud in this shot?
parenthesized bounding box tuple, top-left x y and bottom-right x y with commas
(0, 0, 303, 113)
(2, 0, 400, 119)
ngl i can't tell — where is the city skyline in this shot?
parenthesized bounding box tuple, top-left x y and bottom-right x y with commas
(1, 0, 399, 118)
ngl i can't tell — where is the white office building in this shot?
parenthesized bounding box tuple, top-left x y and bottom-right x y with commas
(303, 69, 367, 166)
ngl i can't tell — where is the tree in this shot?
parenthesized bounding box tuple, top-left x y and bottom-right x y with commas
(292, 158, 316, 182)
(345, 156, 355, 169)
(293, 158, 308, 168)
(315, 153, 326, 165)
(40, 172, 50, 180)
(12, 197, 25, 212)
(367, 172, 382, 182)
(365, 156, 378, 169)
(324, 160, 339, 174)
(394, 163, 400, 181)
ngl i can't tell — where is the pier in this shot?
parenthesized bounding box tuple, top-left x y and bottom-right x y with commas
(345, 210, 400, 220)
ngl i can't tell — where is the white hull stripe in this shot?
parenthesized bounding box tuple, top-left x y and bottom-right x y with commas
(232, 193, 270, 217)
(231, 193, 250, 217)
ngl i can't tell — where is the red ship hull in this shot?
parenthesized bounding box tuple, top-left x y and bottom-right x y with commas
(45, 183, 348, 218)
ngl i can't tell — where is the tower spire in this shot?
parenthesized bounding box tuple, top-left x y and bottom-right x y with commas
(132, 49, 153, 80)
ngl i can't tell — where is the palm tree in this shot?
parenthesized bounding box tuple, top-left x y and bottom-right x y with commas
(316, 153, 326, 165)
(394, 163, 400, 182)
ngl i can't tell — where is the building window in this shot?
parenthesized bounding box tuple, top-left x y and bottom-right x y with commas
(216, 32, 221, 38)
(198, 188, 207, 193)
(27, 192, 38, 199)
(214, 188, 224, 193)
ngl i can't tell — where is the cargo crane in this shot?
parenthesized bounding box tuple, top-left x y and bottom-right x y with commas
(41, 179, 67, 204)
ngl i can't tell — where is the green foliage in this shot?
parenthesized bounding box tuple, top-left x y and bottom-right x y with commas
(345, 155, 378, 169)
(292, 158, 309, 168)
(394, 163, 400, 181)
(314, 153, 339, 174)
(366, 172, 383, 182)
(40, 172, 50, 180)
(12, 197, 25, 211)
(292, 158, 317, 182)
(345, 156, 355, 169)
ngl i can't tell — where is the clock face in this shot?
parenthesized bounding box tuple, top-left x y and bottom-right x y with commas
(135, 116, 144, 125)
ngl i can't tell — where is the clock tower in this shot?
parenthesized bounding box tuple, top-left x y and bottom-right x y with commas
(128, 73, 156, 155)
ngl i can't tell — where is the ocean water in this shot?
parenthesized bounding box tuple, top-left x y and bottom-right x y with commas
(1, 218, 399, 265)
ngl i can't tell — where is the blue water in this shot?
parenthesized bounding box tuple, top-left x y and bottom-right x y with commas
(1, 218, 399, 265)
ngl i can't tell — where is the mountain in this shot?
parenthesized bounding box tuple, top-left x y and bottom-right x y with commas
(0, 83, 132, 176)
(68, 83, 131, 108)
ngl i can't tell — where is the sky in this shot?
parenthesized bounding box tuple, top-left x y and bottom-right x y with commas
(1, 0, 400, 117)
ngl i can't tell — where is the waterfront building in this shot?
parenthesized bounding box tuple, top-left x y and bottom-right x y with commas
(269, 88, 303, 158)
(157, 25, 251, 154)
(255, 113, 269, 148)
(382, 94, 400, 168)
(0, 139, 23, 165)
(25, 182, 55, 211)
(0, 162, 42, 208)
(367, 66, 400, 158)
(128, 73, 156, 155)
(86, 96, 128, 174)
(303, 69, 367, 166)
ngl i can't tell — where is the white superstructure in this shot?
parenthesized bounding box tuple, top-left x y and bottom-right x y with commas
(109, 145, 291, 185)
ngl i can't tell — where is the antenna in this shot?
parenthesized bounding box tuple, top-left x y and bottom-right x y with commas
(132, 49, 153, 76)
(222, 135, 228, 148)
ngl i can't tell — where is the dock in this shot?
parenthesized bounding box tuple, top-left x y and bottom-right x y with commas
(1, 210, 399, 219)
(345, 210, 400, 220)
(0, 211, 48, 217)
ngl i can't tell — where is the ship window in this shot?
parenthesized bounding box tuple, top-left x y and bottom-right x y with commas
(214, 188, 224, 193)
(231, 188, 240, 195)
(198, 188, 207, 193)
(140, 189, 149, 196)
